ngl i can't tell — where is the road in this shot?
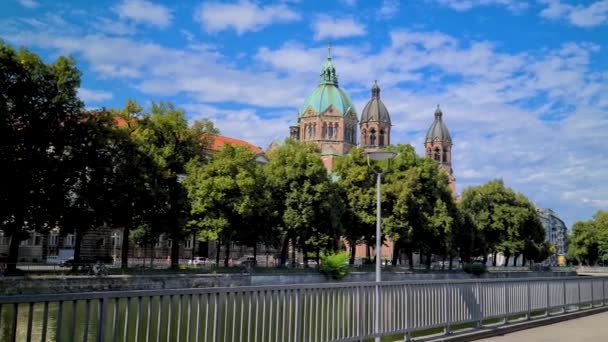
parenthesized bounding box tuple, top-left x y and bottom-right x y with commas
(478, 311, 608, 342)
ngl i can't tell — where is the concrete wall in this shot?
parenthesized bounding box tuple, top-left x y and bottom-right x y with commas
(0, 270, 577, 295)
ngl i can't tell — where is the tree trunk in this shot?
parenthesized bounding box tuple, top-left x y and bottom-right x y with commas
(482, 254, 488, 264)
(513, 255, 518, 266)
(449, 255, 454, 270)
(349, 240, 356, 265)
(425, 253, 432, 270)
(391, 245, 399, 266)
(121, 224, 130, 270)
(442, 254, 447, 270)
(215, 239, 221, 266)
(72, 230, 84, 272)
(41, 233, 49, 262)
(7, 232, 21, 273)
(492, 251, 497, 266)
(291, 239, 296, 266)
(522, 255, 527, 267)
(224, 240, 231, 267)
(171, 235, 180, 269)
(408, 251, 414, 270)
(253, 242, 258, 266)
(280, 236, 289, 265)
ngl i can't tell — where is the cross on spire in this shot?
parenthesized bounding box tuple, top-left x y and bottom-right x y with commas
(327, 41, 332, 59)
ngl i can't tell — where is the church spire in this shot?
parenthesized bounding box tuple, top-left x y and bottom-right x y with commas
(319, 41, 338, 86)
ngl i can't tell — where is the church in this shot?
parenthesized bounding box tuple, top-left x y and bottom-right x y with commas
(288, 44, 456, 195)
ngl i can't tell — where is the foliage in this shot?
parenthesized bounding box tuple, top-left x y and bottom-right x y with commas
(569, 211, 608, 265)
(463, 262, 487, 276)
(459, 179, 545, 265)
(265, 139, 344, 264)
(0, 40, 85, 271)
(319, 252, 350, 280)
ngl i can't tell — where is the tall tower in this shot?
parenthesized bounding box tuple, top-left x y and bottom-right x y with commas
(359, 81, 391, 149)
(425, 105, 456, 196)
(289, 43, 358, 171)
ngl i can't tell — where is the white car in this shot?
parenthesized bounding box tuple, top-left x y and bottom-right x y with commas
(188, 257, 208, 266)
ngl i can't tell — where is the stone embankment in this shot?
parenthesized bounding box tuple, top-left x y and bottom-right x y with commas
(0, 270, 577, 295)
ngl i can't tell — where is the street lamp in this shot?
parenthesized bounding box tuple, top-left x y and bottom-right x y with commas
(365, 149, 398, 342)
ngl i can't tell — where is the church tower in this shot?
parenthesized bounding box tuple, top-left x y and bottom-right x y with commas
(425, 105, 456, 196)
(289, 43, 358, 171)
(359, 81, 391, 149)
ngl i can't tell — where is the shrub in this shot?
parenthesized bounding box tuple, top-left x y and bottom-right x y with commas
(463, 262, 487, 276)
(319, 252, 350, 280)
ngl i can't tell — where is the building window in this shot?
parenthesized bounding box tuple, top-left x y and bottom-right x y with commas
(434, 148, 441, 161)
(379, 129, 385, 146)
(307, 125, 313, 139)
(328, 123, 334, 138)
(184, 238, 193, 249)
(65, 234, 75, 247)
(370, 129, 376, 146)
(50, 233, 58, 246)
(362, 129, 367, 145)
(34, 235, 42, 246)
(111, 233, 121, 248)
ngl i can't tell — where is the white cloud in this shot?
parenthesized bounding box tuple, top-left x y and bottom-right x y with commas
(115, 0, 172, 28)
(540, 0, 608, 27)
(379, 0, 400, 18)
(195, 0, 300, 34)
(435, 0, 529, 12)
(17, 0, 39, 9)
(4, 14, 607, 226)
(78, 88, 114, 103)
(312, 16, 367, 41)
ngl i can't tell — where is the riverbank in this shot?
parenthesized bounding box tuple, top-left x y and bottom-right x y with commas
(1, 270, 577, 295)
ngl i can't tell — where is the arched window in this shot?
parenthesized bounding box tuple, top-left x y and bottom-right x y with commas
(307, 125, 313, 139)
(362, 129, 367, 145)
(334, 123, 339, 140)
(379, 129, 385, 146)
(434, 148, 441, 161)
(370, 129, 376, 146)
(322, 122, 327, 138)
(328, 123, 334, 138)
(443, 149, 449, 163)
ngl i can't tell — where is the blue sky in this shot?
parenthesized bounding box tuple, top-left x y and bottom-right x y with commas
(1, 0, 607, 227)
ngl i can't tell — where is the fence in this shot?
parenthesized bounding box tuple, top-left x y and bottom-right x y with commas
(1, 276, 607, 342)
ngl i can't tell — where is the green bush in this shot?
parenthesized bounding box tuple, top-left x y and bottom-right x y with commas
(463, 262, 487, 276)
(319, 252, 350, 280)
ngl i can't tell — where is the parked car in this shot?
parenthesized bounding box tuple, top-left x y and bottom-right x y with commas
(188, 257, 208, 266)
(60, 257, 75, 267)
(236, 256, 256, 266)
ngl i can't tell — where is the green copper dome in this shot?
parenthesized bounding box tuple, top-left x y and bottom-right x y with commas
(425, 105, 452, 143)
(298, 44, 357, 118)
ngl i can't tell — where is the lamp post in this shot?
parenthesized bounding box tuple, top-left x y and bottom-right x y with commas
(365, 150, 397, 342)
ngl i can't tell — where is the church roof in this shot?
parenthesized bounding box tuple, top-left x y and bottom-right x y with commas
(360, 81, 391, 124)
(425, 105, 452, 143)
(298, 43, 357, 118)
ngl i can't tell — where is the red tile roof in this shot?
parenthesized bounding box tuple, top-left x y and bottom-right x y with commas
(208, 135, 263, 154)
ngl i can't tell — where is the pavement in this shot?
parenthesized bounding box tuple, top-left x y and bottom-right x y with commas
(477, 311, 608, 342)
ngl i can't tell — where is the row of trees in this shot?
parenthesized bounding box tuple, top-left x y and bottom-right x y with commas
(1, 41, 550, 272)
(569, 211, 608, 265)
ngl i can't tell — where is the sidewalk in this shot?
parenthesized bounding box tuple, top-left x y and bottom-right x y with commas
(478, 311, 608, 342)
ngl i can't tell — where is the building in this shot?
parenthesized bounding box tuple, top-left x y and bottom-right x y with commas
(290, 44, 456, 262)
(425, 105, 456, 196)
(537, 208, 568, 264)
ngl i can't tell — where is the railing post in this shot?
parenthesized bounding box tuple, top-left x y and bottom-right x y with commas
(578, 281, 581, 311)
(563, 280, 567, 313)
(96, 297, 107, 342)
(444, 284, 451, 335)
(476, 282, 483, 328)
(603, 278, 606, 306)
(525, 281, 531, 320)
(546, 281, 550, 316)
(504, 282, 509, 324)
(294, 289, 302, 342)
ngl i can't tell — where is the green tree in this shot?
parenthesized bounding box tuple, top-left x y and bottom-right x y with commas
(265, 139, 344, 265)
(569, 211, 608, 265)
(186, 145, 266, 266)
(0, 41, 84, 272)
(459, 179, 545, 266)
(333, 148, 376, 264)
(383, 144, 457, 269)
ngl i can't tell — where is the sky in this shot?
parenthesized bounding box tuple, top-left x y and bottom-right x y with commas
(1, 0, 607, 228)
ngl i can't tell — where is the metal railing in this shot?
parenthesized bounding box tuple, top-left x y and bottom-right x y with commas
(1, 276, 607, 342)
